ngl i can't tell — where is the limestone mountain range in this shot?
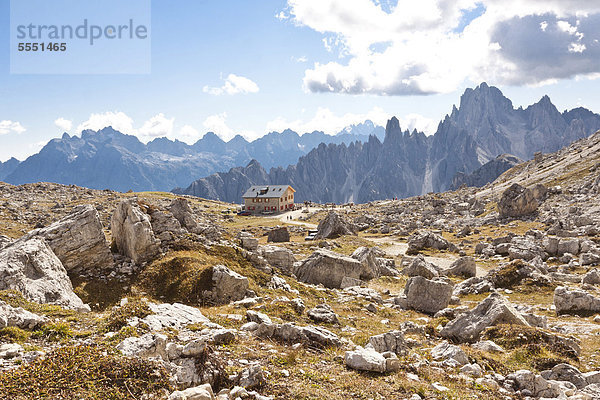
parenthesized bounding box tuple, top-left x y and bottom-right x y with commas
(174, 83, 600, 203)
(0, 123, 382, 193)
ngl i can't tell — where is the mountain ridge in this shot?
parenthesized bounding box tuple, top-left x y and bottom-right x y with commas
(175, 83, 600, 203)
(4, 124, 382, 192)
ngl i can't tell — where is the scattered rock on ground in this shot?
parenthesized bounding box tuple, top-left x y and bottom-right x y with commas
(406, 230, 458, 255)
(498, 183, 539, 218)
(404, 276, 453, 314)
(307, 304, 339, 324)
(314, 211, 356, 239)
(0, 300, 46, 329)
(440, 293, 529, 343)
(267, 227, 290, 243)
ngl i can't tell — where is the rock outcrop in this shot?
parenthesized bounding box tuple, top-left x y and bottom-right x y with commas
(111, 200, 160, 264)
(202, 265, 249, 305)
(351, 246, 397, 278)
(22, 204, 113, 273)
(442, 256, 476, 278)
(498, 184, 539, 218)
(368, 331, 407, 355)
(258, 246, 296, 275)
(404, 276, 453, 314)
(554, 286, 600, 315)
(314, 212, 356, 239)
(293, 249, 366, 289)
(406, 230, 458, 255)
(267, 227, 290, 243)
(168, 198, 217, 240)
(450, 154, 522, 190)
(247, 321, 341, 348)
(441, 293, 529, 343)
(0, 238, 87, 310)
(403, 255, 440, 279)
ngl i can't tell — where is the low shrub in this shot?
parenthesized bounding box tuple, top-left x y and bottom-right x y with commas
(0, 344, 172, 399)
(101, 298, 152, 332)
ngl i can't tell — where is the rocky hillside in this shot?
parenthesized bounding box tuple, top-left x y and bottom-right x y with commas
(480, 130, 600, 197)
(175, 83, 600, 203)
(3, 126, 379, 193)
(1, 129, 600, 399)
(450, 154, 523, 190)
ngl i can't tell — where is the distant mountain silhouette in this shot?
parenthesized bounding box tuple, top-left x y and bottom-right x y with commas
(3, 124, 381, 192)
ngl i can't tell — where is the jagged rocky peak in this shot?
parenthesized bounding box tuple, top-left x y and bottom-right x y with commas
(526, 94, 563, 125)
(385, 116, 401, 133)
(244, 159, 268, 177)
(383, 116, 406, 143)
(177, 82, 600, 203)
(455, 82, 514, 124)
(339, 119, 376, 136)
(526, 94, 560, 115)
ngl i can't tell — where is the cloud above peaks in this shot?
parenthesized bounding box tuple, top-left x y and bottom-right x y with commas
(266, 107, 391, 135)
(203, 113, 234, 139)
(203, 74, 260, 96)
(284, 0, 600, 95)
(202, 112, 258, 141)
(77, 111, 135, 134)
(138, 113, 174, 141)
(76, 112, 174, 143)
(54, 118, 72, 132)
(0, 120, 26, 135)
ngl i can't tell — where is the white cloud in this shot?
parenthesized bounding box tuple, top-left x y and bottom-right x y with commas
(275, 11, 289, 20)
(569, 42, 586, 53)
(203, 74, 260, 96)
(76, 112, 176, 143)
(283, 0, 600, 95)
(203, 113, 235, 140)
(177, 125, 203, 144)
(266, 108, 437, 136)
(77, 111, 135, 133)
(398, 114, 438, 135)
(201, 113, 260, 141)
(0, 120, 26, 135)
(557, 20, 578, 35)
(138, 113, 174, 141)
(291, 55, 308, 62)
(54, 117, 72, 132)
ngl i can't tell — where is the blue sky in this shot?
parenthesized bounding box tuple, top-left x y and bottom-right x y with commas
(1, 0, 600, 161)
